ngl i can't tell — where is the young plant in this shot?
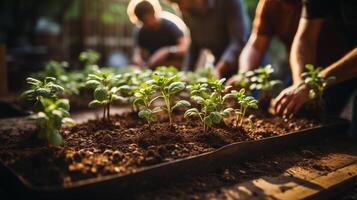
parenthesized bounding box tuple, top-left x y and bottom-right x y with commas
(86, 70, 126, 121)
(207, 77, 232, 111)
(223, 89, 258, 127)
(79, 49, 100, 67)
(229, 71, 253, 94)
(148, 72, 191, 125)
(298, 64, 335, 114)
(249, 65, 282, 97)
(185, 78, 233, 132)
(22, 77, 74, 146)
(133, 83, 161, 126)
(300, 64, 334, 101)
(184, 94, 233, 132)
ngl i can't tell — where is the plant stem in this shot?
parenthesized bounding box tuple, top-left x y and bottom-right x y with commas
(162, 92, 172, 125)
(103, 106, 106, 121)
(240, 107, 247, 126)
(107, 104, 110, 121)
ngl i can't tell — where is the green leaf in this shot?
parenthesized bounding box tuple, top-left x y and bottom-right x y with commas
(45, 77, 57, 83)
(184, 108, 199, 118)
(133, 98, 145, 107)
(309, 90, 316, 99)
(112, 95, 126, 102)
(191, 96, 205, 104)
(174, 100, 191, 108)
(56, 99, 70, 110)
(152, 107, 163, 113)
(168, 82, 185, 94)
(48, 130, 63, 146)
(138, 109, 151, 119)
(49, 84, 65, 93)
(210, 112, 222, 124)
(88, 74, 102, 81)
(36, 88, 51, 96)
(86, 80, 101, 88)
(94, 87, 108, 101)
(21, 90, 34, 99)
(26, 77, 42, 85)
(203, 116, 213, 126)
(89, 100, 102, 108)
(62, 117, 75, 125)
(221, 108, 234, 118)
(306, 64, 314, 71)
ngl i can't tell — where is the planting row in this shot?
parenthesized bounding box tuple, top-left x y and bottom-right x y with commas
(21, 50, 334, 147)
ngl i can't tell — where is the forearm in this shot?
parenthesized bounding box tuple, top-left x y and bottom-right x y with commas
(290, 18, 322, 85)
(182, 43, 199, 71)
(320, 48, 357, 85)
(290, 37, 316, 85)
(239, 34, 270, 72)
(172, 37, 188, 56)
(132, 48, 145, 66)
(222, 0, 249, 68)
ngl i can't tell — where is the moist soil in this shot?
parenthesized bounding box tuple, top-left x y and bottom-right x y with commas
(0, 111, 321, 188)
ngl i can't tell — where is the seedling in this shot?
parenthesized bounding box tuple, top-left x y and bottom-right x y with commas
(184, 94, 233, 132)
(22, 77, 74, 146)
(86, 70, 127, 121)
(207, 77, 232, 111)
(223, 89, 258, 127)
(249, 65, 282, 97)
(299, 64, 335, 104)
(147, 72, 190, 125)
(185, 78, 233, 132)
(232, 71, 254, 94)
(133, 83, 162, 126)
(79, 49, 100, 67)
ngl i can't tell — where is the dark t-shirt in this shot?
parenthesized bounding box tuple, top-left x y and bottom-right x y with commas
(302, 0, 357, 46)
(136, 18, 183, 55)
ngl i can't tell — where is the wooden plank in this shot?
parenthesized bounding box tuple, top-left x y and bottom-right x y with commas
(0, 44, 7, 97)
(213, 157, 357, 200)
(274, 162, 357, 200)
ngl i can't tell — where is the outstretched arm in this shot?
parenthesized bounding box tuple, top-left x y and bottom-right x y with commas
(289, 18, 323, 84)
(215, 0, 249, 78)
(320, 48, 357, 85)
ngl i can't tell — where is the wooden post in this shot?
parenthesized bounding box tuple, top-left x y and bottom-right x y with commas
(0, 44, 7, 97)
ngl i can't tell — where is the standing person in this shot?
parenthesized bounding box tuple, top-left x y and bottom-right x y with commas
(128, 0, 189, 69)
(226, 0, 349, 86)
(272, 0, 357, 136)
(168, 0, 250, 79)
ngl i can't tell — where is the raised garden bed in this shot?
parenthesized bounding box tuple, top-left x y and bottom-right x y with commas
(0, 111, 349, 199)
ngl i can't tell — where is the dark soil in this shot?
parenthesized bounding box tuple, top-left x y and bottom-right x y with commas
(131, 137, 357, 200)
(0, 111, 321, 188)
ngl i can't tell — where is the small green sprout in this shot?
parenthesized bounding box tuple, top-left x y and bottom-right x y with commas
(22, 77, 65, 104)
(148, 72, 191, 125)
(22, 77, 74, 146)
(207, 77, 232, 110)
(299, 64, 335, 101)
(86, 70, 127, 121)
(184, 95, 233, 132)
(223, 89, 258, 127)
(249, 65, 282, 96)
(79, 49, 100, 67)
(233, 71, 254, 92)
(133, 83, 162, 126)
(185, 78, 233, 132)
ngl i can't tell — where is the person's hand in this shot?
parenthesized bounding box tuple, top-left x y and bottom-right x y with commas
(147, 47, 170, 68)
(132, 55, 146, 67)
(213, 61, 231, 79)
(225, 74, 241, 86)
(271, 84, 310, 117)
(225, 74, 244, 92)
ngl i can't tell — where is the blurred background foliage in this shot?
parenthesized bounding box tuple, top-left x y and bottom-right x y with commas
(0, 0, 286, 91)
